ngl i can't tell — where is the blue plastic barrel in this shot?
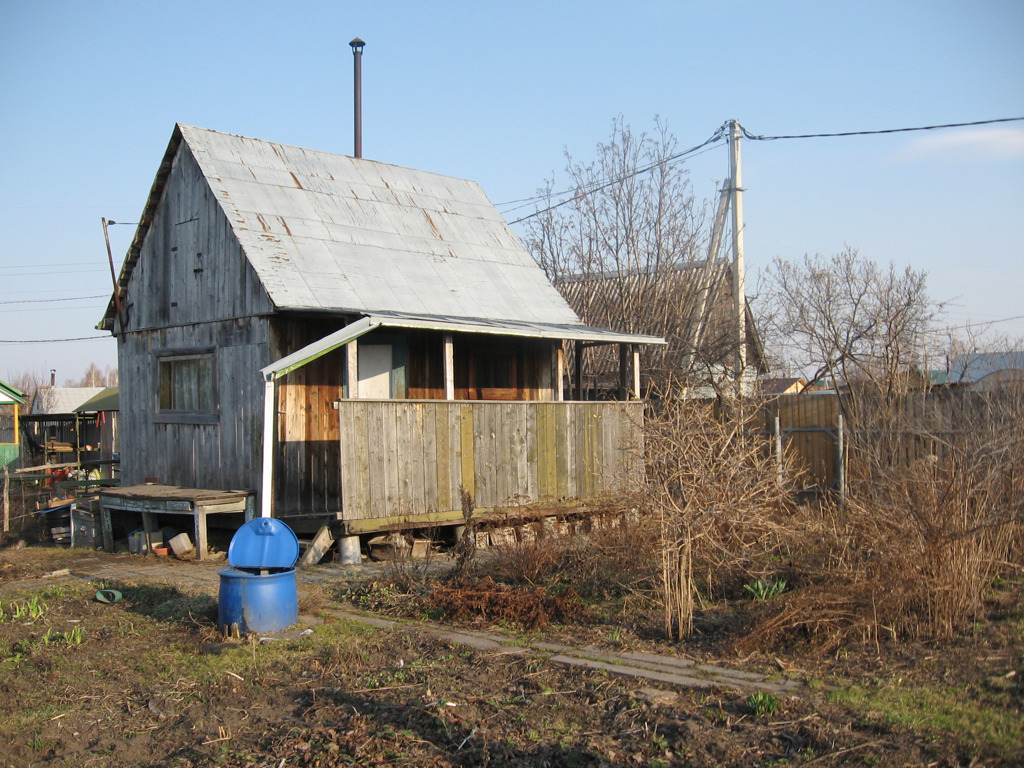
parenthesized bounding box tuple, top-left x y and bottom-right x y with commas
(218, 567, 298, 635)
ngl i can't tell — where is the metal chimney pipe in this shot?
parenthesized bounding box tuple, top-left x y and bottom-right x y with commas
(350, 37, 365, 158)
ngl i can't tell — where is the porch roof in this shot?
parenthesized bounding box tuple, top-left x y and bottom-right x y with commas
(0, 381, 26, 406)
(262, 312, 664, 381)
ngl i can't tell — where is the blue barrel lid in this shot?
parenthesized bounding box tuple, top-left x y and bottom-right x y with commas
(227, 517, 299, 569)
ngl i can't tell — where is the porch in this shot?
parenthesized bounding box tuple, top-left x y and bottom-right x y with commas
(333, 399, 644, 534)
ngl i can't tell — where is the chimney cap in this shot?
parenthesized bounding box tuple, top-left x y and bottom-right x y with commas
(349, 37, 365, 51)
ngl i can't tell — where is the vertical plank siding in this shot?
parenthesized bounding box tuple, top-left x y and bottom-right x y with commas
(118, 142, 273, 490)
(338, 401, 644, 521)
(118, 323, 268, 490)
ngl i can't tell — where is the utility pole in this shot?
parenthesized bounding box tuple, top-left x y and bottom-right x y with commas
(728, 119, 747, 394)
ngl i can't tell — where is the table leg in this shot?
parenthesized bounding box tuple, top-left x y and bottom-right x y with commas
(100, 505, 113, 553)
(194, 512, 207, 561)
(141, 512, 156, 554)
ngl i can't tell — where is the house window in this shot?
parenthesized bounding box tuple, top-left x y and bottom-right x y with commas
(157, 352, 216, 422)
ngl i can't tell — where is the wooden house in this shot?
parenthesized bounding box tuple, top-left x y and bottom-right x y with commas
(99, 125, 661, 546)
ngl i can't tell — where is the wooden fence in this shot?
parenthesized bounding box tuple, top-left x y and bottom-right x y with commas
(336, 400, 644, 530)
(757, 390, 1021, 494)
(758, 394, 842, 493)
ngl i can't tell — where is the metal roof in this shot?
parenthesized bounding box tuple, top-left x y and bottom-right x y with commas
(180, 125, 587, 326)
(32, 387, 105, 415)
(949, 351, 1024, 384)
(74, 387, 119, 412)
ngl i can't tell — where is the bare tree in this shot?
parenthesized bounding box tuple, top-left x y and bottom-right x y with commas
(525, 117, 750, 391)
(68, 363, 118, 388)
(759, 248, 942, 401)
(641, 393, 797, 639)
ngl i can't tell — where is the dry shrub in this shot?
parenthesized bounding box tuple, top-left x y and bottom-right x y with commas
(428, 576, 588, 631)
(557, 513, 661, 601)
(641, 391, 799, 640)
(839, 389, 1024, 639)
(478, 510, 661, 602)
(483, 519, 563, 586)
(738, 389, 1024, 651)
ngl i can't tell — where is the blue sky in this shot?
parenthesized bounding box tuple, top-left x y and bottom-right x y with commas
(2, 0, 1022, 382)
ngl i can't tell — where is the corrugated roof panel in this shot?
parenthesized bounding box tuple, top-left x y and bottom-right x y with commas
(173, 126, 618, 331)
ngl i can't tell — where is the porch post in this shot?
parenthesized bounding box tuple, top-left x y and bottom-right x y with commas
(346, 340, 359, 399)
(574, 342, 583, 401)
(260, 377, 276, 518)
(618, 344, 629, 401)
(631, 345, 641, 400)
(554, 344, 565, 402)
(443, 333, 455, 400)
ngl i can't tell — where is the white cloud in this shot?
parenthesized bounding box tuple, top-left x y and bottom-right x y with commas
(892, 125, 1024, 163)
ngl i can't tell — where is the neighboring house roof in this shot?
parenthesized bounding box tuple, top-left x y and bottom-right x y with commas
(31, 387, 105, 415)
(555, 258, 765, 382)
(101, 124, 659, 346)
(74, 387, 119, 412)
(756, 377, 807, 395)
(0, 381, 27, 406)
(948, 351, 1024, 390)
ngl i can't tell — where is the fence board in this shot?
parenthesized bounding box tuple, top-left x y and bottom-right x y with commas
(338, 400, 642, 524)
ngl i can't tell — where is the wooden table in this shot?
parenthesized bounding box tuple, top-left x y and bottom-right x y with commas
(98, 485, 255, 560)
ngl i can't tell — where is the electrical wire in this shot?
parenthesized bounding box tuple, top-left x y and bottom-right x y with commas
(500, 116, 1024, 226)
(926, 313, 1024, 335)
(0, 295, 107, 306)
(504, 123, 731, 225)
(739, 116, 1024, 141)
(0, 336, 110, 344)
(0, 268, 106, 277)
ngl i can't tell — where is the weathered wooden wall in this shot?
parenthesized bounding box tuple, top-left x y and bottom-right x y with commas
(118, 323, 268, 489)
(273, 317, 349, 517)
(117, 141, 273, 489)
(337, 400, 644, 525)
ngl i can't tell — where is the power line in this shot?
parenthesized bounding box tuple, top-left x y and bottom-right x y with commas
(0, 295, 107, 306)
(0, 268, 107, 277)
(0, 261, 108, 270)
(0, 336, 110, 344)
(505, 123, 731, 225)
(500, 114, 1024, 229)
(739, 116, 1024, 142)
(928, 313, 1024, 335)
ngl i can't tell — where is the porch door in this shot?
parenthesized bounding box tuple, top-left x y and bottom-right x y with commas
(357, 344, 392, 398)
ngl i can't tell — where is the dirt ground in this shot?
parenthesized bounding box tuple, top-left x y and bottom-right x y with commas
(0, 542, 1022, 767)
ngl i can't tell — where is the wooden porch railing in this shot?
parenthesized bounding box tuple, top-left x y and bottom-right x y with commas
(337, 400, 644, 529)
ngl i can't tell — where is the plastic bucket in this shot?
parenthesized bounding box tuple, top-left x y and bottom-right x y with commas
(217, 567, 298, 635)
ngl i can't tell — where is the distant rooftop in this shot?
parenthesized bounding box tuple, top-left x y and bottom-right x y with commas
(949, 351, 1024, 385)
(32, 387, 105, 415)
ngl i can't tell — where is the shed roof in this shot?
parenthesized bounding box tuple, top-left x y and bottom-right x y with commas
(0, 381, 27, 406)
(32, 387, 105, 415)
(103, 125, 654, 342)
(74, 387, 119, 412)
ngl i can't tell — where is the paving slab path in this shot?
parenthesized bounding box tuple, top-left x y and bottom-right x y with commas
(2, 549, 804, 696)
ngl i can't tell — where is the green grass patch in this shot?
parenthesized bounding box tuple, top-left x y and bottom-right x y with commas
(829, 682, 1024, 758)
